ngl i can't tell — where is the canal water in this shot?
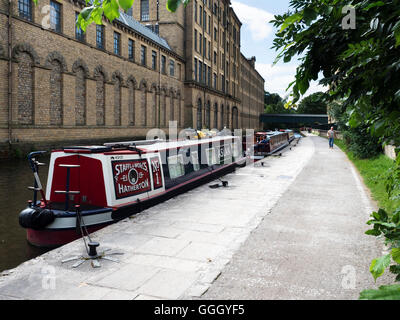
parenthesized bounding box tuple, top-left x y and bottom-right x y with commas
(0, 157, 51, 272)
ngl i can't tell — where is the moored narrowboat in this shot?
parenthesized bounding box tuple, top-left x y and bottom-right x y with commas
(253, 131, 290, 157)
(19, 135, 246, 247)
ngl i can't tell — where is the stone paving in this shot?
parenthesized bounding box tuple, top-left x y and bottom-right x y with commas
(0, 136, 314, 300)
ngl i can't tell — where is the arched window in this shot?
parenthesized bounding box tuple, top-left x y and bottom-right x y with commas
(140, 83, 147, 126)
(161, 90, 167, 127)
(214, 103, 218, 129)
(75, 67, 86, 125)
(170, 93, 175, 122)
(128, 80, 135, 126)
(17, 52, 34, 124)
(153, 90, 157, 126)
(114, 75, 122, 126)
(220, 104, 224, 129)
(206, 100, 211, 129)
(95, 71, 105, 126)
(49, 59, 63, 125)
(197, 98, 202, 130)
(232, 106, 239, 129)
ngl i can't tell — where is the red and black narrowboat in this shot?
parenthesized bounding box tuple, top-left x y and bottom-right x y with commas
(253, 131, 290, 157)
(19, 135, 246, 247)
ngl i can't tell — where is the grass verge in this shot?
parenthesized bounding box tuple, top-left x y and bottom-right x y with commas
(334, 139, 399, 214)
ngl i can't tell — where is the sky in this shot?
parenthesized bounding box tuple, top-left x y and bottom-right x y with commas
(231, 0, 326, 99)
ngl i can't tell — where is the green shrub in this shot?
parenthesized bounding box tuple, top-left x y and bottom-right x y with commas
(342, 126, 382, 159)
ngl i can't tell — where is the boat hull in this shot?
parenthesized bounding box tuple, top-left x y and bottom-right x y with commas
(25, 162, 239, 247)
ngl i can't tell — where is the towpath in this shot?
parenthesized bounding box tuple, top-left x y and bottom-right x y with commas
(0, 135, 390, 300)
(200, 135, 392, 299)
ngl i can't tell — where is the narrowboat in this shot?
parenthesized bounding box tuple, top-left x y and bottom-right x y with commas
(19, 135, 246, 247)
(253, 131, 290, 157)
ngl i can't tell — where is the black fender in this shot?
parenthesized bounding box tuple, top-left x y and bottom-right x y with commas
(19, 207, 55, 230)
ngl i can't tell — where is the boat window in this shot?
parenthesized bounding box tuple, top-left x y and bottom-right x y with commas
(191, 151, 200, 171)
(168, 154, 185, 179)
(233, 142, 240, 159)
(206, 147, 217, 166)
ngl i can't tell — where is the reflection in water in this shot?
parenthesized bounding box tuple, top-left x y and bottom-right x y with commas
(0, 157, 52, 272)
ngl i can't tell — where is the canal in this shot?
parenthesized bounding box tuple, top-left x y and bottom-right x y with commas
(0, 157, 51, 272)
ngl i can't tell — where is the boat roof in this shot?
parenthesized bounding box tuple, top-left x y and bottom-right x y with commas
(61, 136, 238, 155)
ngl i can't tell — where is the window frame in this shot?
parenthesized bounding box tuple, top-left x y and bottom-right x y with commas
(18, 0, 33, 21)
(50, 1, 62, 33)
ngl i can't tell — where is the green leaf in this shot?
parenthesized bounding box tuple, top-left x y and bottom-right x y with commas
(167, 0, 180, 12)
(303, 8, 317, 25)
(370, 254, 391, 282)
(118, 0, 134, 12)
(359, 284, 400, 300)
(392, 248, 400, 264)
(365, 229, 382, 236)
(363, 1, 385, 11)
(279, 12, 303, 33)
(80, 6, 94, 20)
(103, 0, 120, 22)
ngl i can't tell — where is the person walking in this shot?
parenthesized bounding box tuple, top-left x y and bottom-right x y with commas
(327, 127, 335, 149)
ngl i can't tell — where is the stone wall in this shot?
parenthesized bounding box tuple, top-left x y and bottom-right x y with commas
(384, 145, 397, 160)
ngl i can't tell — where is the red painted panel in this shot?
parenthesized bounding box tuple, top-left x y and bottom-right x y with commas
(111, 159, 151, 199)
(150, 157, 163, 190)
(50, 155, 107, 207)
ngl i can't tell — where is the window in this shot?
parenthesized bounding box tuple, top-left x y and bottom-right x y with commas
(199, 34, 202, 54)
(161, 55, 166, 74)
(170, 60, 175, 76)
(214, 27, 217, 41)
(199, 6, 202, 25)
(114, 32, 121, 55)
(168, 155, 185, 179)
(206, 148, 217, 166)
(18, 0, 32, 21)
(194, 1, 198, 22)
(213, 73, 217, 89)
(50, 1, 61, 33)
(141, 45, 146, 66)
(96, 25, 105, 49)
(152, 51, 157, 70)
(191, 151, 200, 171)
(194, 30, 198, 51)
(141, 0, 150, 21)
(128, 39, 134, 61)
(199, 62, 202, 83)
(214, 51, 217, 64)
(75, 13, 85, 42)
(194, 58, 198, 81)
(207, 66, 211, 86)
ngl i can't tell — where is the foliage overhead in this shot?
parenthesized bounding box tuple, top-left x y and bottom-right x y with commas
(271, 0, 400, 146)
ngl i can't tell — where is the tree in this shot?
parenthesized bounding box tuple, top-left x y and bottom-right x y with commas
(271, 0, 400, 299)
(264, 92, 293, 114)
(32, 0, 190, 31)
(296, 92, 328, 114)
